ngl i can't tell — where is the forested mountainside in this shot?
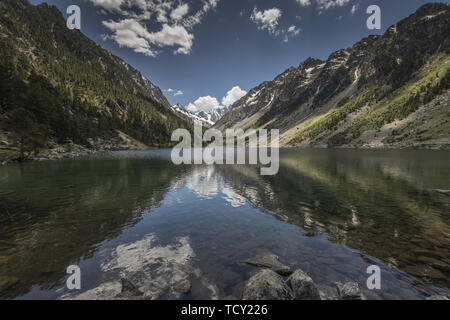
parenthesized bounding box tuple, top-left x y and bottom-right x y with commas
(215, 3, 450, 149)
(0, 0, 190, 161)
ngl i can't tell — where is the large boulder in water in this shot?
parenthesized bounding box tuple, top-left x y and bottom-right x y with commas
(336, 282, 365, 300)
(286, 269, 321, 300)
(242, 270, 293, 300)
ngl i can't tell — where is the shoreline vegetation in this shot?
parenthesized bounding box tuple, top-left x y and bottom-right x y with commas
(0, 129, 150, 165)
(2, 141, 450, 166)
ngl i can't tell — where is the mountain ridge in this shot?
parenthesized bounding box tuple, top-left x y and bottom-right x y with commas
(215, 3, 450, 149)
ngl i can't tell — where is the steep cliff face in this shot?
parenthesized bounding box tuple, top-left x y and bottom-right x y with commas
(216, 57, 325, 131)
(215, 3, 450, 149)
(0, 0, 190, 161)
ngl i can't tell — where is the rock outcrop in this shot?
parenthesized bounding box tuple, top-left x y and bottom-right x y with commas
(242, 269, 293, 300)
(242, 267, 369, 301)
(336, 282, 365, 300)
(245, 254, 293, 276)
(286, 269, 321, 300)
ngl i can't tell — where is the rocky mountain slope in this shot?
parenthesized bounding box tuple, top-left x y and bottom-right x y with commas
(215, 3, 450, 149)
(0, 0, 190, 161)
(198, 106, 231, 125)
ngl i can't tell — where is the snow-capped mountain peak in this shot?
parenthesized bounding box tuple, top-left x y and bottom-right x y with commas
(171, 104, 214, 127)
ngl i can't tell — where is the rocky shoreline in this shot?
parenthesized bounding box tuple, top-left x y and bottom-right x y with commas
(86, 253, 449, 301)
(3, 144, 450, 167)
(0, 131, 149, 166)
(242, 254, 365, 300)
(1, 141, 114, 166)
(241, 254, 449, 301)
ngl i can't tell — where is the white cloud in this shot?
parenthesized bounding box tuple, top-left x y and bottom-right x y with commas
(250, 7, 303, 42)
(102, 19, 193, 56)
(171, 3, 189, 21)
(222, 86, 247, 107)
(102, 19, 157, 56)
(180, 0, 219, 29)
(315, 0, 351, 10)
(250, 7, 282, 36)
(167, 88, 183, 96)
(296, 0, 352, 11)
(148, 24, 194, 54)
(92, 0, 219, 56)
(186, 85, 247, 113)
(282, 25, 301, 43)
(287, 25, 301, 36)
(187, 96, 223, 113)
(296, 0, 312, 7)
(186, 104, 198, 113)
(90, 0, 125, 12)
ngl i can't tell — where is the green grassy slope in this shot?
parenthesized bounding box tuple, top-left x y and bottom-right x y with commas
(288, 54, 450, 148)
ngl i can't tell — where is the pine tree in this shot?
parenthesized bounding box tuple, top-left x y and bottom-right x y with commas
(1, 108, 48, 160)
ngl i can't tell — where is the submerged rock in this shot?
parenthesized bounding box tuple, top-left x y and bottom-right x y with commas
(173, 279, 191, 295)
(286, 269, 321, 300)
(336, 282, 365, 300)
(245, 254, 293, 276)
(115, 278, 144, 299)
(242, 270, 293, 300)
(317, 284, 339, 300)
(100, 234, 205, 299)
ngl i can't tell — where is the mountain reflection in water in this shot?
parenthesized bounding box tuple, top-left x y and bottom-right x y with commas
(0, 149, 449, 300)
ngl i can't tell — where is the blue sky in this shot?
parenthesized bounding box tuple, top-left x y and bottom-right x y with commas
(30, 0, 447, 113)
